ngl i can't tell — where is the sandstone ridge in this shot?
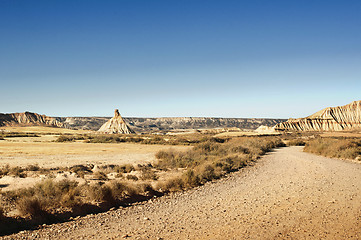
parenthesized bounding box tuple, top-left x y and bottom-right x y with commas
(62, 116, 285, 132)
(275, 100, 361, 131)
(98, 109, 134, 134)
(0, 111, 63, 128)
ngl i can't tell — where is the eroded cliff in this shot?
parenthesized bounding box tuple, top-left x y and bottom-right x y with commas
(275, 100, 361, 131)
(0, 112, 64, 128)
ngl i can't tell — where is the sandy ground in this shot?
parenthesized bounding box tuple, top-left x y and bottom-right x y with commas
(0, 126, 89, 134)
(0, 142, 189, 168)
(3, 146, 361, 239)
(0, 142, 189, 191)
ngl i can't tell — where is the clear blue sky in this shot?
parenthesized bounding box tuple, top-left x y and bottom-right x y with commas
(1, 0, 360, 118)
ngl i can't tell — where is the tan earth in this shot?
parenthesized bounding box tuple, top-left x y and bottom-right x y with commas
(0, 141, 189, 191)
(276, 100, 361, 131)
(3, 146, 361, 239)
(0, 142, 189, 168)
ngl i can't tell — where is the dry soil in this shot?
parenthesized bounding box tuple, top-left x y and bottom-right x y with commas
(3, 146, 361, 239)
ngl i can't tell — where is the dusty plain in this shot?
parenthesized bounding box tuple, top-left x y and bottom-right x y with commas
(0, 127, 190, 192)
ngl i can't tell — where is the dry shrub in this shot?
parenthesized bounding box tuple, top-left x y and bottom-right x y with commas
(139, 169, 158, 180)
(85, 181, 148, 204)
(70, 164, 92, 173)
(9, 166, 27, 178)
(26, 164, 40, 171)
(93, 171, 108, 180)
(304, 138, 361, 159)
(86, 183, 115, 203)
(114, 164, 135, 173)
(56, 135, 87, 142)
(157, 177, 184, 192)
(287, 138, 306, 146)
(0, 164, 10, 177)
(198, 164, 218, 181)
(16, 196, 47, 218)
(109, 181, 137, 198)
(4, 179, 80, 218)
(155, 136, 285, 192)
(181, 169, 200, 188)
(126, 174, 138, 181)
(60, 188, 82, 208)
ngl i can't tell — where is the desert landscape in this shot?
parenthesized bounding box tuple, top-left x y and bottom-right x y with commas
(1, 1, 361, 239)
(0, 101, 361, 239)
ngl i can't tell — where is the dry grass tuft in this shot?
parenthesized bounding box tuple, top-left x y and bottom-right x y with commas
(93, 171, 108, 181)
(287, 138, 306, 146)
(155, 137, 285, 192)
(304, 138, 361, 160)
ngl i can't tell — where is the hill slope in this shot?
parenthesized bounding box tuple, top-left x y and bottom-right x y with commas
(275, 100, 361, 131)
(0, 112, 63, 128)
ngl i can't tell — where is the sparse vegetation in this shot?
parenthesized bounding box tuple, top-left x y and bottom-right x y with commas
(304, 137, 361, 160)
(126, 174, 139, 181)
(287, 138, 307, 146)
(0, 164, 10, 177)
(0, 133, 39, 138)
(54, 133, 218, 146)
(0, 134, 286, 234)
(114, 164, 135, 173)
(93, 171, 108, 181)
(155, 137, 285, 192)
(1, 178, 157, 224)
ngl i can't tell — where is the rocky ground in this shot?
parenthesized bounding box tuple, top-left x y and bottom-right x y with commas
(3, 146, 361, 239)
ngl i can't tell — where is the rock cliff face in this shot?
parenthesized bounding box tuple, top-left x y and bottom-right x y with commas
(98, 110, 134, 134)
(0, 112, 63, 127)
(275, 101, 361, 131)
(62, 116, 285, 132)
(126, 117, 284, 132)
(0, 111, 285, 132)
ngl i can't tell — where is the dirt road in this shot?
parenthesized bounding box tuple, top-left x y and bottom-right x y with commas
(3, 146, 361, 239)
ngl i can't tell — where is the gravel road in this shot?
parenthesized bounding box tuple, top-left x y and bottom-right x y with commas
(3, 146, 361, 239)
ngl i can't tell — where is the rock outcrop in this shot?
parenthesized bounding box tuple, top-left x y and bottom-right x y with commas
(61, 116, 286, 132)
(0, 112, 64, 127)
(98, 109, 134, 134)
(255, 125, 277, 134)
(275, 100, 361, 131)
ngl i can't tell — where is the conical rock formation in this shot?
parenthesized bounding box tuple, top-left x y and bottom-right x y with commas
(275, 100, 361, 131)
(98, 109, 134, 134)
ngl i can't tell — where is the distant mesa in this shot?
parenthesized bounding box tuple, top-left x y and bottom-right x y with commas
(275, 100, 361, 131)
(0, 111, 63, 128)
(98, 109, 135, 134)
(0, 110, 286, 132)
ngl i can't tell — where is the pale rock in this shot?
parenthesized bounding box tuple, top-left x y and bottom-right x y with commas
(0, 111, 63, 127)
(275, 100, 361, 131)
(98, 109, 134, 134)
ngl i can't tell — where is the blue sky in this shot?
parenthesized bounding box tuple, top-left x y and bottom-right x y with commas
(1, 0, 360, 118)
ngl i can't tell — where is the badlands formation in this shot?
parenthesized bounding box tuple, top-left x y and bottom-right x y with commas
(98, 109, 135, 134)
(0, 111, 285, 132)
(275, 100, 361, 131)
(0, 111, 63, 127)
